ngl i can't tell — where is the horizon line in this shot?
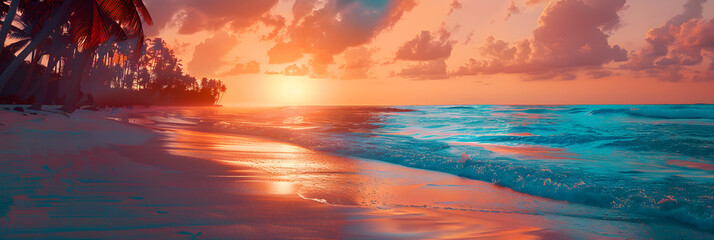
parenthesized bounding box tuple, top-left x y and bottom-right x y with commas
(220, 103, 714, 108)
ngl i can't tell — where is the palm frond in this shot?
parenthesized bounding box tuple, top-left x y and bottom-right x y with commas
(131, 0, 152, 25)
(69, 0, 111, 50)
(5, 38, 30, 53)
(0, 20, 27, 37)
(18, 0, 62, 36)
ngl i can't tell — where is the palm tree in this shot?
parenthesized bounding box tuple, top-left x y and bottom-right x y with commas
(0, 0, 19, 53)
(3, 3, 225, 108)
(0, 9, 48, 99)
(0, 0, 72, 91)
(0, 0, 153, 100)
(25, 29, 75, 110)
(4, 8, 50, 101)
(27, 32, 65, 110)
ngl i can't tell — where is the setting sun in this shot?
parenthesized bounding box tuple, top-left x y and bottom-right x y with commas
(268, 75, 314, 106)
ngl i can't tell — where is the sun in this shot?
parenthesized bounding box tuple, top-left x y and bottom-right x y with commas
(286, 86, 298, 96)
(269, 76, 314, 106)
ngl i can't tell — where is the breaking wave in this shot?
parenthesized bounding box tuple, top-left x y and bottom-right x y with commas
(183, 104, 714, 231)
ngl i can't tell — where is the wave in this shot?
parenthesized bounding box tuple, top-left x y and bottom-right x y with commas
(441, 106, 477, 110)
(476, 134, 620, 146)
(627, 107, 714, 119)
(601, 137, 714, 158)
(169, 105, 714, 232)
(567, 107, 588, 113)
(587, 106, 714, 120)
(589, 108, 629, 115)
(202, 119, 714, 231)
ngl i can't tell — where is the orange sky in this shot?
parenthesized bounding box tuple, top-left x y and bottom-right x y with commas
(142, 0, 714, 106)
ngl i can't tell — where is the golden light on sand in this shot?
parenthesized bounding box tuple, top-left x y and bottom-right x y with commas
(270, 181, 295, 195)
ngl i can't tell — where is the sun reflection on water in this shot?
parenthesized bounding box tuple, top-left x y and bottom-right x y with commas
(270, 181, 295, 195)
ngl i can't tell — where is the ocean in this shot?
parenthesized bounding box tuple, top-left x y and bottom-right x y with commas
(138, 104, 714, 231)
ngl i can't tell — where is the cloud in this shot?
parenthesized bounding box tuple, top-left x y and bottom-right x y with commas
(448, 0, 462, 15)
(585, 69, 614, 79)
(265, 64, 311, 76)
(464, 31, 475, 45)
(142, 0, 279, 36)
(292, 0, 320, 22)
(397, 60, 448, 79)
(526, 0, 549, 6)
(172, 40, 190, 55)
(395, 28, 455, 61)
(623, 0, 714, 81)
(260, 14, 287, 40)
(187, 31, 238, 77)
(455, 0, 628, 80)
(267, 41, 304, 64)
(340, 47, 376, 80)
(267, 0, 417, 77)
(669, 0, 708, 25)
(505, 1, 520, 20)
(220, 61, 261, 76)
(142, 1, 182, 36)
(394, 26, 455, 79)
(284, 64, 311, 76)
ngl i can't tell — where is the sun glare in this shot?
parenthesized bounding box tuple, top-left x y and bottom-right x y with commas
(270, 76, 313, 106)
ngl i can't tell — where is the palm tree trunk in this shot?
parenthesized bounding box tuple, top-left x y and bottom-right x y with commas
(17, 50, 43, 97)
(23, 54, 54, 100)
(60, 47, 94, 112)
(58, 50, 72, 99)
(0, 0, 73, 91)
(29, 54, 59, 110)
(0, 0, 19, 53)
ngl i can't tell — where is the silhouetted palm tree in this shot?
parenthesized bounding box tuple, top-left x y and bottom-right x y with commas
(0, 0, 19, 53)
(0, 0, 153, 110)
(1, 1, 225, 108)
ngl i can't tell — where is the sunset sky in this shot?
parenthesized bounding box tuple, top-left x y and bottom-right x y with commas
(141, 0, 714, 106)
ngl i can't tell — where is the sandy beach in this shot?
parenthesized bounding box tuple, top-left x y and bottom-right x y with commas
(0, 107, 712, 239)
(3, 0, 714, 238)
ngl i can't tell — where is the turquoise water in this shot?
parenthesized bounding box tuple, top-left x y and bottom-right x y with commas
(181, 105, 714, 231)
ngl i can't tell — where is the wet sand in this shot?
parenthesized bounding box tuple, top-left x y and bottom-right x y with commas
(1, 108, 711, 239)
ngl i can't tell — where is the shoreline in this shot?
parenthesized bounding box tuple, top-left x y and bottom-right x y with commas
(1, 107, 712, 239)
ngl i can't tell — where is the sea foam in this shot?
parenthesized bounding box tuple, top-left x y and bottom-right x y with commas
(191, 105, 714, 231)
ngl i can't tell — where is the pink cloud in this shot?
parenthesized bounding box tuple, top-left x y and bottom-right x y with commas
(179, 0, 279, 34)
(448, 0, 462, 15)
(455, 0, 628, 80)
(397, 60, 448, 79)
(265, 64, 311, 76)
(142, 0, 279, 36)
(267, 0, 417, 77)
(292, 0, 320, 23)
(188, 31, 238, 77)
(395, 28, 455, 61)
(505, 1, 520, 20)
(220, 61, 261, 76)
(585, 69, 614, 79)
(142, 1, 182, 36)
(623, 0, 714, 81)
(340, 47, 376, 80)
(526, 0, 549, 6)
(172, 40, 190, 55)
(260, 14, 287, 40)
(284, 64, 311, 76)
(267, 41, 304, 64)
(394, 27, 455, 80)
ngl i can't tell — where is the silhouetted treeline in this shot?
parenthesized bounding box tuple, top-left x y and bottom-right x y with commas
(0, 0, 225, 112)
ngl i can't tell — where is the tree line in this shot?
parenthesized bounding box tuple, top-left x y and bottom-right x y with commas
(0, 0, 226, 112)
